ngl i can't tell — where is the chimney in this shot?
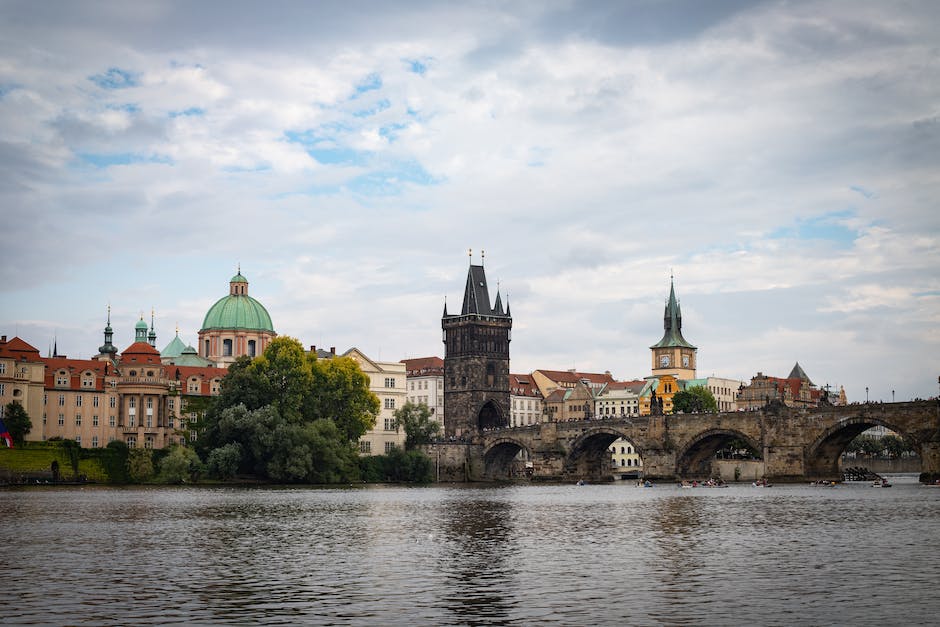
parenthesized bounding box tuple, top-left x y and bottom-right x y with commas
(330, 347, 336, 355)
(0, 335, 5, 342)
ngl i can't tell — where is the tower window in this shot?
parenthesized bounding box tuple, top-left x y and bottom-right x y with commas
(223, 339, 233, 357)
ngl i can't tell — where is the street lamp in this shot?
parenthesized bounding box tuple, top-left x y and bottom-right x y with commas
(892, 390, 895, 403)
(866, 387, 869, 403)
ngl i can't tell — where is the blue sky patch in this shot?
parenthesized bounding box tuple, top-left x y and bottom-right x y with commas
(352, 98, 391, 118)
(0, 83, 20, 98)
(849, 184, 878, 199)
(379, 122, 409, 142)
(348, 159, 439, 195)
(405, 58, 429, 75)
(169, 107, 205, 118)
(284, 129, 371, 165)
(89, 68, 139, 89)
(353, 73, 382, 97)
(768, 211, 857, 247)
(76, 152, 172, 168)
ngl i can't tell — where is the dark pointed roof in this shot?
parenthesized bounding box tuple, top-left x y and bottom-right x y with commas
(788, 362, 812, 384)
(650, 277, 696, 349)
(452, 264, 509, 318)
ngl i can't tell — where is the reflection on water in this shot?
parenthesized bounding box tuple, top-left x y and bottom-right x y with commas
(1, 478, 939, 625)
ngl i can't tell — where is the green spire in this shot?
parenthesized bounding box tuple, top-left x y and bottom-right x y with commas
(650, 276, 696, 349)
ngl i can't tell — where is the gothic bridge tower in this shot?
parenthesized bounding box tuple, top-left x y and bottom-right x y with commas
(442, 254, 512, 438)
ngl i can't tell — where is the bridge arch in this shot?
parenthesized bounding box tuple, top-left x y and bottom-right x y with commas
(676, 428, 761, 479)
(564, 426, 644, 482)
(805, 414, 913, 478)
(482, 437, 531, 480)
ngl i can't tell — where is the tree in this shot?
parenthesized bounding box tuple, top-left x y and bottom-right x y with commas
(4, 402, 31, 446)
(158, 446, 204, 483)
(128, 448, 155, 482)
(672, 386, 718, 414)
(306, 356, 379, 441)
(393, 401, 441, 450)
(206, 442, 243, 480)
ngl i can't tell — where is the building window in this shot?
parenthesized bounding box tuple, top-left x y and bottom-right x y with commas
(248, 339, 256, 357)
(129, 416, 135, 427)
(384, 417, 396, 431)
(385, 377, 396, 388)
(129, 398, 136, 409)
(146, 416, 152, 428)
(359, 440, 371, 453)
(127, 436, 136, 448)
(93, 395, 99, 407)
(91, 436, 99, 448)
(169, 417, 175, 429)
(76, 395, 83, 407)
(75, 435, 81, 446)
(58, 413, 64, 426)
(110, 396, 116, 408)
(147, 398, 153, 409)
(58, 395, 65, 406)
(75, 414, 82, 426)
(145, 436, 155, 449)
(168, 399, 175, 411)
(190, 431, 197, 442)
(93, 415, 99, 427)
(109, 415, 116, 427)
(0, 363, 4, 374)
(384, 398, 395, 410)
(223, 339, 233, 357)
(385, 441, 396, 453)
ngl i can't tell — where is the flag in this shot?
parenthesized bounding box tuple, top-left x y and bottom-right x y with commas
(0, 417, 12, 448)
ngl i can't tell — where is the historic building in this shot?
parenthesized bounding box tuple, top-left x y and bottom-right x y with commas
(530, 369, 616, 398)
(0, 335, 46, 427)
(543, 380, 596, 422)
(736, 362, 822, 410)
(509, 373, 543, 427)
(679, 376, 748, 412)
(650, 277, 697, 380)
(402, 357, 445, 432)
(595, 380, 645, 418)
(199, 271, 276, 366)
(2, 313, 227, 449)
(343, 348, 407, 455)
(442, 257, 512, 437)
(638, 374, 681, 415)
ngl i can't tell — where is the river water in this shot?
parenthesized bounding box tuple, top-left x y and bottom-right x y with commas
(1, 475, 938, 626)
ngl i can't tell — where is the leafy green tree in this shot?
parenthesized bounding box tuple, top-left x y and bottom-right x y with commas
(393, 401, 441, 450)
(206, 442, 243, 480)
(249, 336, 313, 423)
(672, 386, 718, 414)
(128, 448, 155, 482)
(102, 440, 130, 482)
(880, 435, 907, 458)
(4, 402, 31, 446)
(306, 356, 379, 441)
(384, 447, 434, 483)
(158, 446, 203, 483)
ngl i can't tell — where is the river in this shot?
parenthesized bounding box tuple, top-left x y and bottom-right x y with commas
(1, 475, 938, 626)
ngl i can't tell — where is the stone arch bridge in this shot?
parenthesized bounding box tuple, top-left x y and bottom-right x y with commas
(426, 401, 940, 482)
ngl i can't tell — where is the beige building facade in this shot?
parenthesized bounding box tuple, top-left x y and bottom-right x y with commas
(346, 348, 407, 455)
(402, 356, 445, 433)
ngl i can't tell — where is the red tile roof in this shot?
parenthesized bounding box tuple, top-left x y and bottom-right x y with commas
(401, 356, 444, 376)
(535, 369, 616, 385)
(119, 342, 162, 364)
(0, 336, 42, 360)
(41, 357, 109, 391)
(510, 373, 542, 397)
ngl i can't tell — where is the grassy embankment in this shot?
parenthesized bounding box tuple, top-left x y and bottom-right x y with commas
(0, 444, 108, 482)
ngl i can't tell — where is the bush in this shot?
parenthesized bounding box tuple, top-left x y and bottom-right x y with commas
(206, 442, 243, 480)
(158, 446, 204, 484)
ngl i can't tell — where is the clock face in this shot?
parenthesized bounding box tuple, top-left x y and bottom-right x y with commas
(682, 355, 690, 367)
(660, 354, 670, 367)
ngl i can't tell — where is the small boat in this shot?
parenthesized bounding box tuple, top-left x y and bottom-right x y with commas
(873, 479, 892, 488)
(576, 479, 585, 486)
(642, 480, 653, 488)
(753, 480, 773, 487)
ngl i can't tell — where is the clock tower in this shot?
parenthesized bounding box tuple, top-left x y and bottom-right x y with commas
(650, 276, 697, 380)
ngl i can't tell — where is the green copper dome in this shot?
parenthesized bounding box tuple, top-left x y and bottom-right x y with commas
(201, 272, 274, 333)
(201, 295, 274, 332)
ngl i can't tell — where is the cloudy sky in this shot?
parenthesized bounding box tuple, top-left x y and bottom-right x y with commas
(2, 0, 938, 402)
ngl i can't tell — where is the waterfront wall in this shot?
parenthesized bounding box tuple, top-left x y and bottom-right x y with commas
(713, 460, 765, 482)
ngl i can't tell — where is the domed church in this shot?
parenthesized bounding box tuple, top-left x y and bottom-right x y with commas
(198, 270, 276, 366)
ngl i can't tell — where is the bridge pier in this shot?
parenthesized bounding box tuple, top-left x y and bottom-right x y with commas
(921, 441, 940, 477)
